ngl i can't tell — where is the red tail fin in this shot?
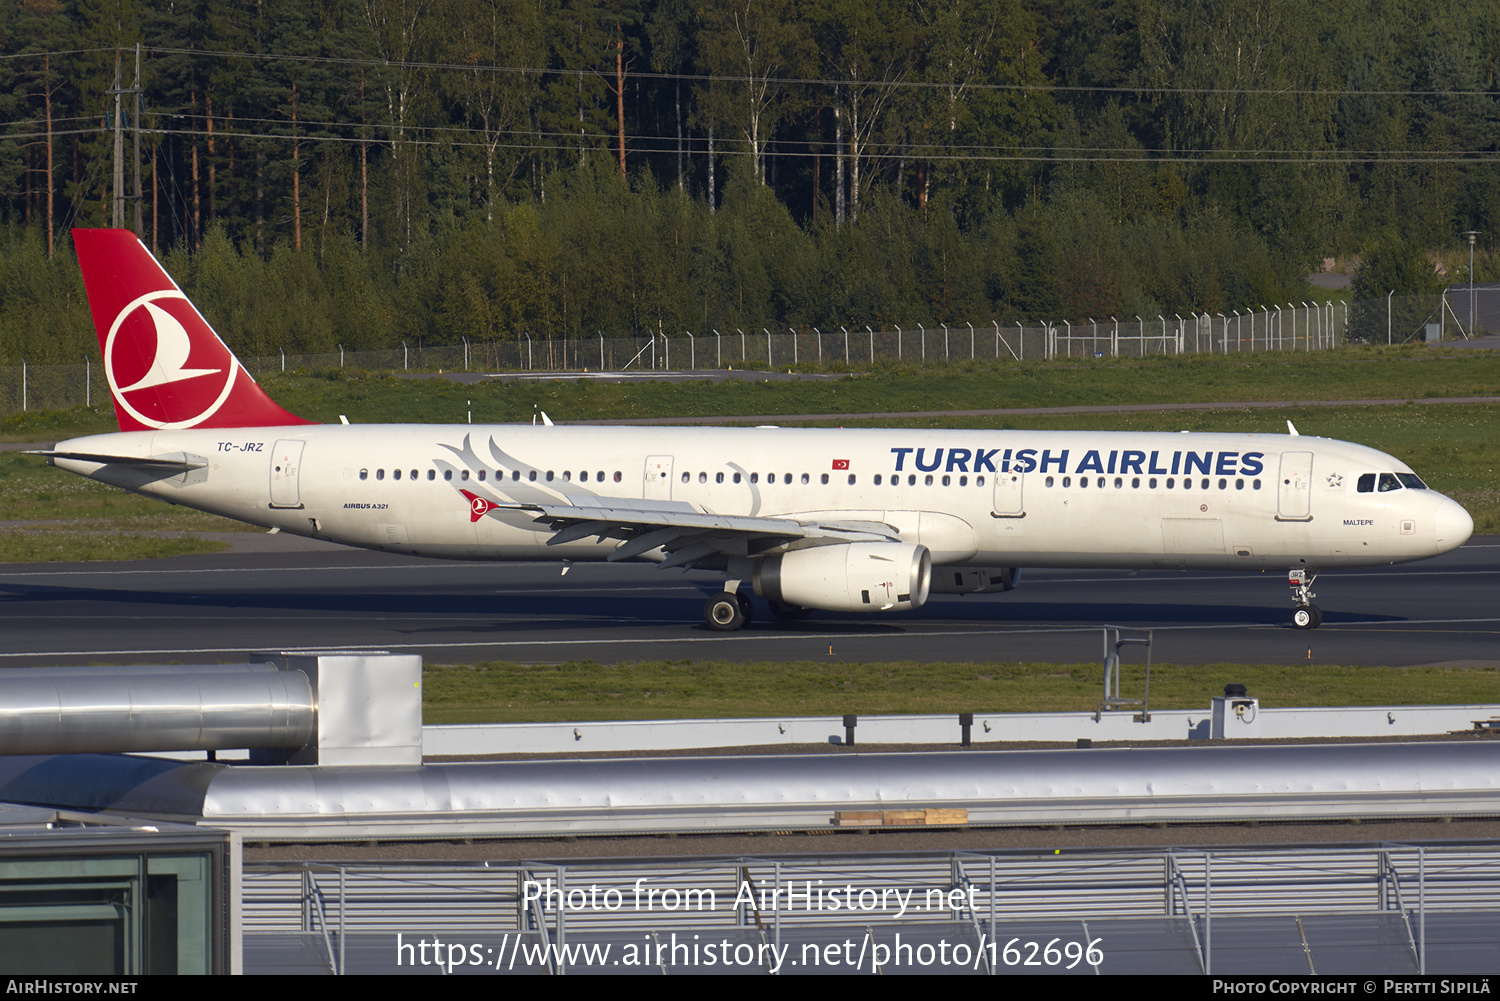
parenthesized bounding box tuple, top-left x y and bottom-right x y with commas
(72, 229, 314, 431)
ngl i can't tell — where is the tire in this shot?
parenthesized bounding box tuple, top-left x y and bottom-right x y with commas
(1292, 604, 1322, 630)
(704, 593, 745, 631)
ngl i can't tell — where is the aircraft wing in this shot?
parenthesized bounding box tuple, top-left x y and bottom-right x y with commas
(465, 492, 899, 569)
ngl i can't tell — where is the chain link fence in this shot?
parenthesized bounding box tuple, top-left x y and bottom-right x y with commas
(10, 296, 1489, 418)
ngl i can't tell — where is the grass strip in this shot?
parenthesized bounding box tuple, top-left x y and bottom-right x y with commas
(422, 659, 1500, 725)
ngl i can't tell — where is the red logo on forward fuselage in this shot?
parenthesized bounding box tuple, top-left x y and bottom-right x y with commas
(105, 291, 237, 429)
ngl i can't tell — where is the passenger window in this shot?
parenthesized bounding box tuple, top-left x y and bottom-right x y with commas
(681, 472, 690, 483)
(874, 474, 882, 485)
(461, 470, 469, 481)
(596, 471, 604, 482)
(1201, 478, 1210, 489)
(821, 474, 829, 484)
(360, 469, 368, 480)
(529, 470, 537, 481)
(444, 470, 452, 481)
(959, 476, 968, 486)
(1236, 479, 1244, 490)
(1098, 477, 1105, 488)
(716, 472, 725, 484)
(376, 469, 385, 480)
(1166, 478, 1174, 488)
(801, 473, 809, 484)
(925, 474, 934, 486)
(750, 472, 759, 484)
(941, 475, 950, 486)
(580, 471, 589, 482)
(410, 469, 417, 481)
(784, 473, 793, 485)
(1046, 476, 1055, 487)
(1131, 477, 1140, 488)
(1149, 478, 1157, 488)
(563, 471, 572, 481)
(700, 472, 708, 483)
(907, 475, 916, 486)
(1079, 477, 1087, 488)
(393, 469, 402, 481)
(976, 476, 985, 486)
(477, 470, 485, 481)
(1218, 478, 1226, 489)
(546, 471, 555, 482)
(1063, 476, 1072, 487)
(732, 472, 741, 484)
(848, 474, 857, 485)
(613, 471, 621, 482)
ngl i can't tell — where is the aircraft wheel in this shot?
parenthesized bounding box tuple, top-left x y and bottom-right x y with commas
(768, 599, 811, 621)
(736, 592, 756, 626)
(1292, 604, 1322, 630)
(704, 593, 745, 631)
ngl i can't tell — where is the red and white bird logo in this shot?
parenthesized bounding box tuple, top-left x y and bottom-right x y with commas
(460, 489, 498, 523)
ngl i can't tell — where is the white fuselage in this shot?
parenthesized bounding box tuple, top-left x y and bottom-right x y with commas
(53, 424, 1472, 572)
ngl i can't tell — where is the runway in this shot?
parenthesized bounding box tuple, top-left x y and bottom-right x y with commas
(1, 537, 1496, 667)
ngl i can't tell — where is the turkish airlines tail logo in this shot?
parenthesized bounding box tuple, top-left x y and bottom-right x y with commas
(72, 229, 314, 432)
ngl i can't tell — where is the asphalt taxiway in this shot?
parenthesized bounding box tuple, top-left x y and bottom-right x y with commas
(1, 537, 1495, 667)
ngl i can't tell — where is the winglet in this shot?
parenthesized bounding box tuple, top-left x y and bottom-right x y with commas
(1287, 420, 1300, 436)
(72, 229, 314, 431)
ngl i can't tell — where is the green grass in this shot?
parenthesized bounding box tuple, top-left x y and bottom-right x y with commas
(421, 659, 1500, 725)
(6, 345, 1498, 439)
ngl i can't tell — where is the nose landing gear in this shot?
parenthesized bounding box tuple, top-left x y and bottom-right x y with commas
(1288, 569, 1321, 629)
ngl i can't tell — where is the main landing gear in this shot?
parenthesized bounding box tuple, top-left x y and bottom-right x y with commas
(1288, 569, 1321, 630)
(704, 590, 755, 632)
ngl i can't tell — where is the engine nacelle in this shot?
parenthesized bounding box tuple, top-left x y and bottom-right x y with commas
(928, 567, 1023, 594)
(753, 543, 932, 613)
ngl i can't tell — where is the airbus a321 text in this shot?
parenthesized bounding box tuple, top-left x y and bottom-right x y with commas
(39, 229, 1473, 632)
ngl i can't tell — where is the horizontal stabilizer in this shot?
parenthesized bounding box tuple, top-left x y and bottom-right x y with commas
(29, 449, 208, 471)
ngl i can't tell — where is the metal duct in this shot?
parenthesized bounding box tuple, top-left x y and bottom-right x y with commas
(0, 664, 315, 754)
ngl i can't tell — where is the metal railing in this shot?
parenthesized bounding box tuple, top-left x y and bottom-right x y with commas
(243, 843, 1500, 974)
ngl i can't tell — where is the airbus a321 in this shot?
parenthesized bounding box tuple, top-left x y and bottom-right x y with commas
(39, 229, 1473, 631)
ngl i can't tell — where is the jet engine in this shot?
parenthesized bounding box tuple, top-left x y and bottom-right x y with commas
(753, 543, 932, 613)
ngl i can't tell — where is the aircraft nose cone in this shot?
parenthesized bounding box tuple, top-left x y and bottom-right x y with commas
(1434, 497, 1474, 553)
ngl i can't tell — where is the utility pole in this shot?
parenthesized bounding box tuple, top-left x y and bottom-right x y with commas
(108, 46, 144, 235)
(111, 49, 123, 227)
(132, 43, 142, 236)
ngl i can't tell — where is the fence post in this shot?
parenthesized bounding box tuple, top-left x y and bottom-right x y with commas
(790, 327, 797, 366)
(814, 327, 821, 364)
(841, 326, 849, 365)
(918, 323, 925, 362)
(686, 331, 694, 370)
(339, 344, 344, 368)
(86, 356, 91, 407)
(896, 325, 902, 360)
(714, 330, 721, 368)
(866, 325, 874, 363)
(21, 360, 25, 412)
(764, 328, 771, 367)
(402, 341, 408, 370)
(967, 321, 974, 360)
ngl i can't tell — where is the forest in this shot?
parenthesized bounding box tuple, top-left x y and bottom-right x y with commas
(0, 0, 1496, 362)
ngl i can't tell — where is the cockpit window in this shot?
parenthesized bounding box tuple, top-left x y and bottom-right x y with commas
(1357, 473, 1375, 493)
(1378, 473, 1401, 492)
(1397, 473, 1427, 490)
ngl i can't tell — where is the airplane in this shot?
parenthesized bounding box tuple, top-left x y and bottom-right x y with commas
(36, 228, 1474, 632)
